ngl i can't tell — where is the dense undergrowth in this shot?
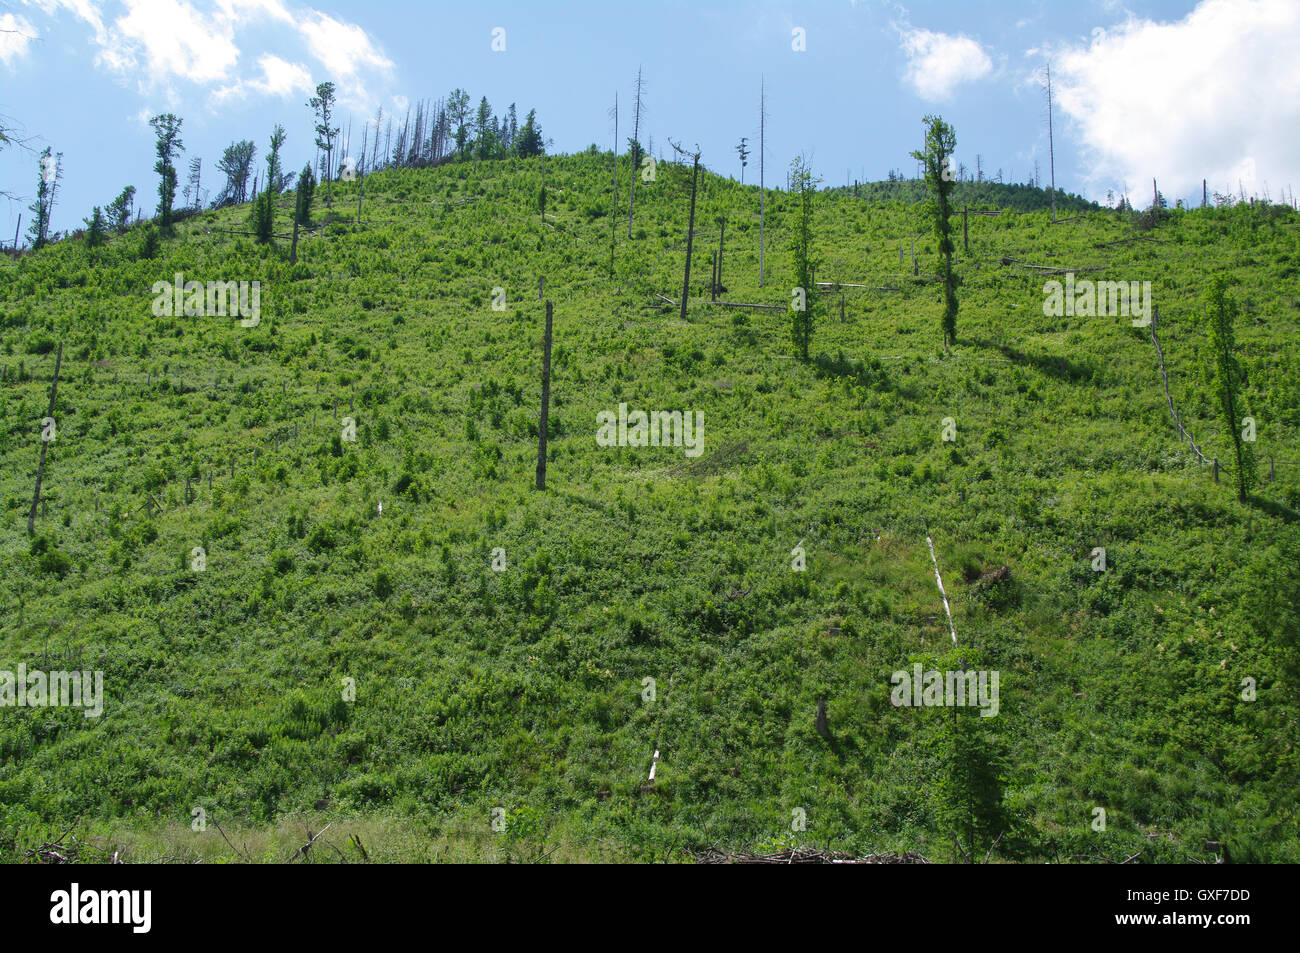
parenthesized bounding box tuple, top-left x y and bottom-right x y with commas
(1, 151, 1298, 862)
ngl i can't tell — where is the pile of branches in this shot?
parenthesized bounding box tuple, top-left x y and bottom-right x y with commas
(24, 835, 121, 865)
(688, 846, 931, 864)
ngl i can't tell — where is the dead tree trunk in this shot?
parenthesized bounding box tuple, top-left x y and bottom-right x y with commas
(1045, 63, 1057, 223)
(717, 218, 726, 295)
(759, 79, 766, 286)
(535, 300, 553, 491)
(27, 340, 63, 535)
(290, 216, 300, 265)
(627, 66, 645, 237)
(679, 149, 701, 323)
(610, 90, 618, 278)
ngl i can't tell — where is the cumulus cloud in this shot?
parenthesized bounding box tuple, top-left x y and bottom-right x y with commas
(212, 51, 312, 103)
(898, 25, 993, 101)
(1050, 0, 1300, 201)
(298, 11, 391, 80)
(23, 0, 392, 106)
(103, 0, 241, 83)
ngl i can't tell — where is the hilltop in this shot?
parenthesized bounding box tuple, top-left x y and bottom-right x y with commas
(1, 150, 1298, 863)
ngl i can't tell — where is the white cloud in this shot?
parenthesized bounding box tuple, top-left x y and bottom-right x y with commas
(1051, 0, 1300, 200)
(0, 13, 39, 66)
(104, 0, 241, 83)
(24, 0, 391, 106)
(214, 0, 292, 24)
(298, 11, 391, 80)
(23, 0, 108, 43)
(252, 51, 310, 94)
(212, 52, 312, 103)
(898, 25, 993, 101)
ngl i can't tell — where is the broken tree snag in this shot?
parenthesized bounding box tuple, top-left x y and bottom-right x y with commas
(27, 340, 63, 536)
(681, 150, 700, 321)
(669, 141, 702, 323)
(717, 217, 726, 295)
(815, 697, 829, 738)
(535, 300, 553, 491)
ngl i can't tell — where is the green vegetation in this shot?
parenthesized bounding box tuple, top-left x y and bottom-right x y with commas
(1204, 276, 1255, 501)
(1, 148, 1298, 863)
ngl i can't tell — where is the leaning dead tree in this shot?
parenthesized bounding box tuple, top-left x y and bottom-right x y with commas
(669, 140, 701, 323)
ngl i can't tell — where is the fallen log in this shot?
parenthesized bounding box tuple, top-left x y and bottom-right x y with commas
(999, 256, 1106, 275)
(714, 300, 784, 311)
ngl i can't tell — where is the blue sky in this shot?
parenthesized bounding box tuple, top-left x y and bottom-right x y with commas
(2, 0, 1298, 239)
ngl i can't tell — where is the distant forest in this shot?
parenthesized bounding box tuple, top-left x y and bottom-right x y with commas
(827, 177, 1099, 215)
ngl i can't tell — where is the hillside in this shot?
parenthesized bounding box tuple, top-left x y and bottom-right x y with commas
(2, 151, 1299, 863)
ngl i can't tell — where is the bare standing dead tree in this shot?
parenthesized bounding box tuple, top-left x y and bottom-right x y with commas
(608, 92, 618, 277)
(627, 66, 646, 237)
(1043, 63, 1057, 223)
(184, 156, 202, 211)
(759, 77, 768, 286)
(370, 106, 383, 171)
(669, 140, 701, 323)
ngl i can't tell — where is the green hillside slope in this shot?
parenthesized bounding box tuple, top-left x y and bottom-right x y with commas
(2, 152, 1298, 862)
